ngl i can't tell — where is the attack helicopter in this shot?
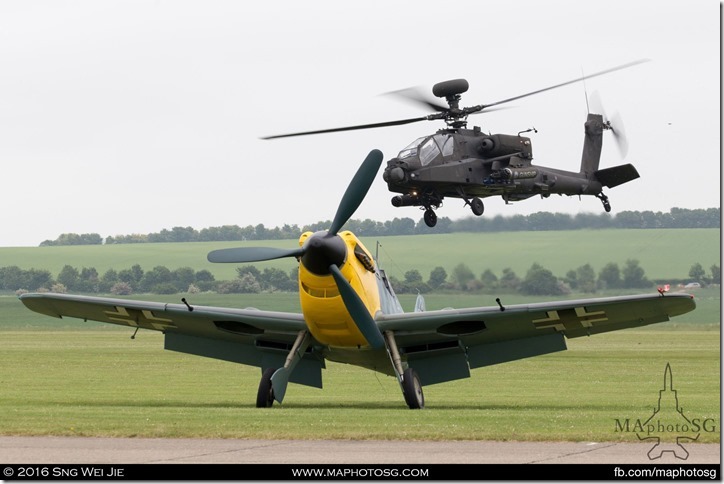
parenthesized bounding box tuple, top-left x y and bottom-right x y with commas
(263, 60, 648, 227)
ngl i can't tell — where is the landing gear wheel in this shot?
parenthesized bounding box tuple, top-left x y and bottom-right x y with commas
(423, 209, 437, 228)
(256, 367, 276, 408)
(402, 368, 424, 409)
(597, 193, 611, 213)
(470, 197, 484, 216)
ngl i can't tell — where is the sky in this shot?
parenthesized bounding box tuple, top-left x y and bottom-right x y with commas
(0, 0, 720, 247)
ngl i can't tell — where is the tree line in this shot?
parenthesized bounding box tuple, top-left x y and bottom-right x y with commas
(5, 260, 719, 298)
(38, 207, 720, 246)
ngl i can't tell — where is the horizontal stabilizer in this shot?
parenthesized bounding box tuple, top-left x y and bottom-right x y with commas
(595, 163, 640, 188)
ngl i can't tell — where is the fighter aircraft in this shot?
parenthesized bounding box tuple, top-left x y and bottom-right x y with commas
(19, 149, 696, 409)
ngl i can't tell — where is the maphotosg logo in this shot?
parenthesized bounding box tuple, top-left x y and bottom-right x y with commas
(614, 363, 717, 460)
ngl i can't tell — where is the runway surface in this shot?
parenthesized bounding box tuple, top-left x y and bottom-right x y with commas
(1, 436, 719, 464)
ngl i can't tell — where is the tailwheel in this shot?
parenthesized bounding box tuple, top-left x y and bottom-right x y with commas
(402, 368, 424, 409)
(423, 208, 437, 228)
(256, 367, 276, 408)
(470, 197, 484, 216)
(596, 193, 611, 213)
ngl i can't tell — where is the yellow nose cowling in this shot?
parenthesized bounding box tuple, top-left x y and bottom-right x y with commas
(297, 231, 381, 347)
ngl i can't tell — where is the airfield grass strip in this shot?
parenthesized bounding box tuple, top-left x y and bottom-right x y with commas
(0, 330, 718, 442)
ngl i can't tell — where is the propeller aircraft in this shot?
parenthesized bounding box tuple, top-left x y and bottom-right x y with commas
(20, 148, 695, 409)
(263, 60, 648, 227)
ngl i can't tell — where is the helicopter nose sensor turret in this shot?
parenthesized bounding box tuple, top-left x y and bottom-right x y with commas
(384, 166, 406, 183)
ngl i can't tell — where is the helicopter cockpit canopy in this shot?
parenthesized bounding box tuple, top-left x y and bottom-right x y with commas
(397, 133, 455, 166)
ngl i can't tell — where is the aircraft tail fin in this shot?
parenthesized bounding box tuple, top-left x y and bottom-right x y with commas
(414, 293, 426, 312)
(580, 113, 605, 176)
(595, 163, 640, 188)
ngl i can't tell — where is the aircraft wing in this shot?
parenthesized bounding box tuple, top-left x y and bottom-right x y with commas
(18, 293, 323, 387)
(375, 293, 695, 385)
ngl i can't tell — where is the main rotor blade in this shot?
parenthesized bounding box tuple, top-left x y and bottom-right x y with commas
(207, 246, 304, 263)
(477, 59, 650, 111)
(329, 264, 385, 349)
(329, 149, 384, 235)
(383, 86, 450, 112)
(261, 116, 431, 140)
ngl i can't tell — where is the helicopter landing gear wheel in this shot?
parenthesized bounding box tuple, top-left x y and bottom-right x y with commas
(596, 193, 611, 213)
(423, 209, 437, 228)
(402, 368, 424, 409)
(470, 197, 484, 216)
(256, 367, 276, 408)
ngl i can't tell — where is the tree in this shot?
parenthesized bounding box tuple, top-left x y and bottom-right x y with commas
(598, 263, 621, 290)
(710, 264, 720, 284)
(110, 281, 133, 295)
(519, 263, 565, 295)
(99, 269, 119, 293)
(427, 266, 447, 289)
(75, 267, 99, 292)
(404, 269, 429, 293)
(622, 259, 651, 289)
(0, 266, 25, 290)
(217, 274, 261, 293)
(24, 269, 54, 292)
(261, 267, 295, 292)
(688, 263, 706, 283)
(499, 268, 521, 291)
(237, 266, 262, 280)
(195, 269, 215, 283)
(575, 264, 597, 293)
(57, 265, 80, 291)
(451, 263, 475, 290)
(172, 267, 196, 292)
(564, 269, 578, 289)
(139, 266, 173, 292)
(480, 269, 498, 291)
(118, 264, 144, 288)
(238, 273, 261, 293)
(404, 269, 423, 284)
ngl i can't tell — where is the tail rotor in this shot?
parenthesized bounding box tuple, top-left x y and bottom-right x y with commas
(589, 90, 629, 159)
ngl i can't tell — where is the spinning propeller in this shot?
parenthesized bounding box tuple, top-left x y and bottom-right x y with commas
(262, 59, 650, 139)
(207, 149, 386, 348)
(589, 91, 629, 159)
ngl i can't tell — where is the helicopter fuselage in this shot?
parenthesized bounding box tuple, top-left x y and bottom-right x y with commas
(382, 114, 638, 227)
(384, 128, 603, 199)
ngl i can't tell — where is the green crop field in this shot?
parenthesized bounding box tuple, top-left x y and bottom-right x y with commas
(0, 228, 719, 283)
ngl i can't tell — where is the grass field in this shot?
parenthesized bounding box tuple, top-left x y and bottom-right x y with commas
(0, 228, 719, 283)
(0, 329, 718, 442)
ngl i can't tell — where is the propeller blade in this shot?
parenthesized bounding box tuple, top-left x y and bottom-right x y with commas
(329, 149, 384, 235)
(588, 90, 606, 118)
(610, 112, 629, 159)
(261, 116, 431, 140)
(479, 59, 650, 111)
(207, 246, 304, 263)
(329, 264, 385, 349)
